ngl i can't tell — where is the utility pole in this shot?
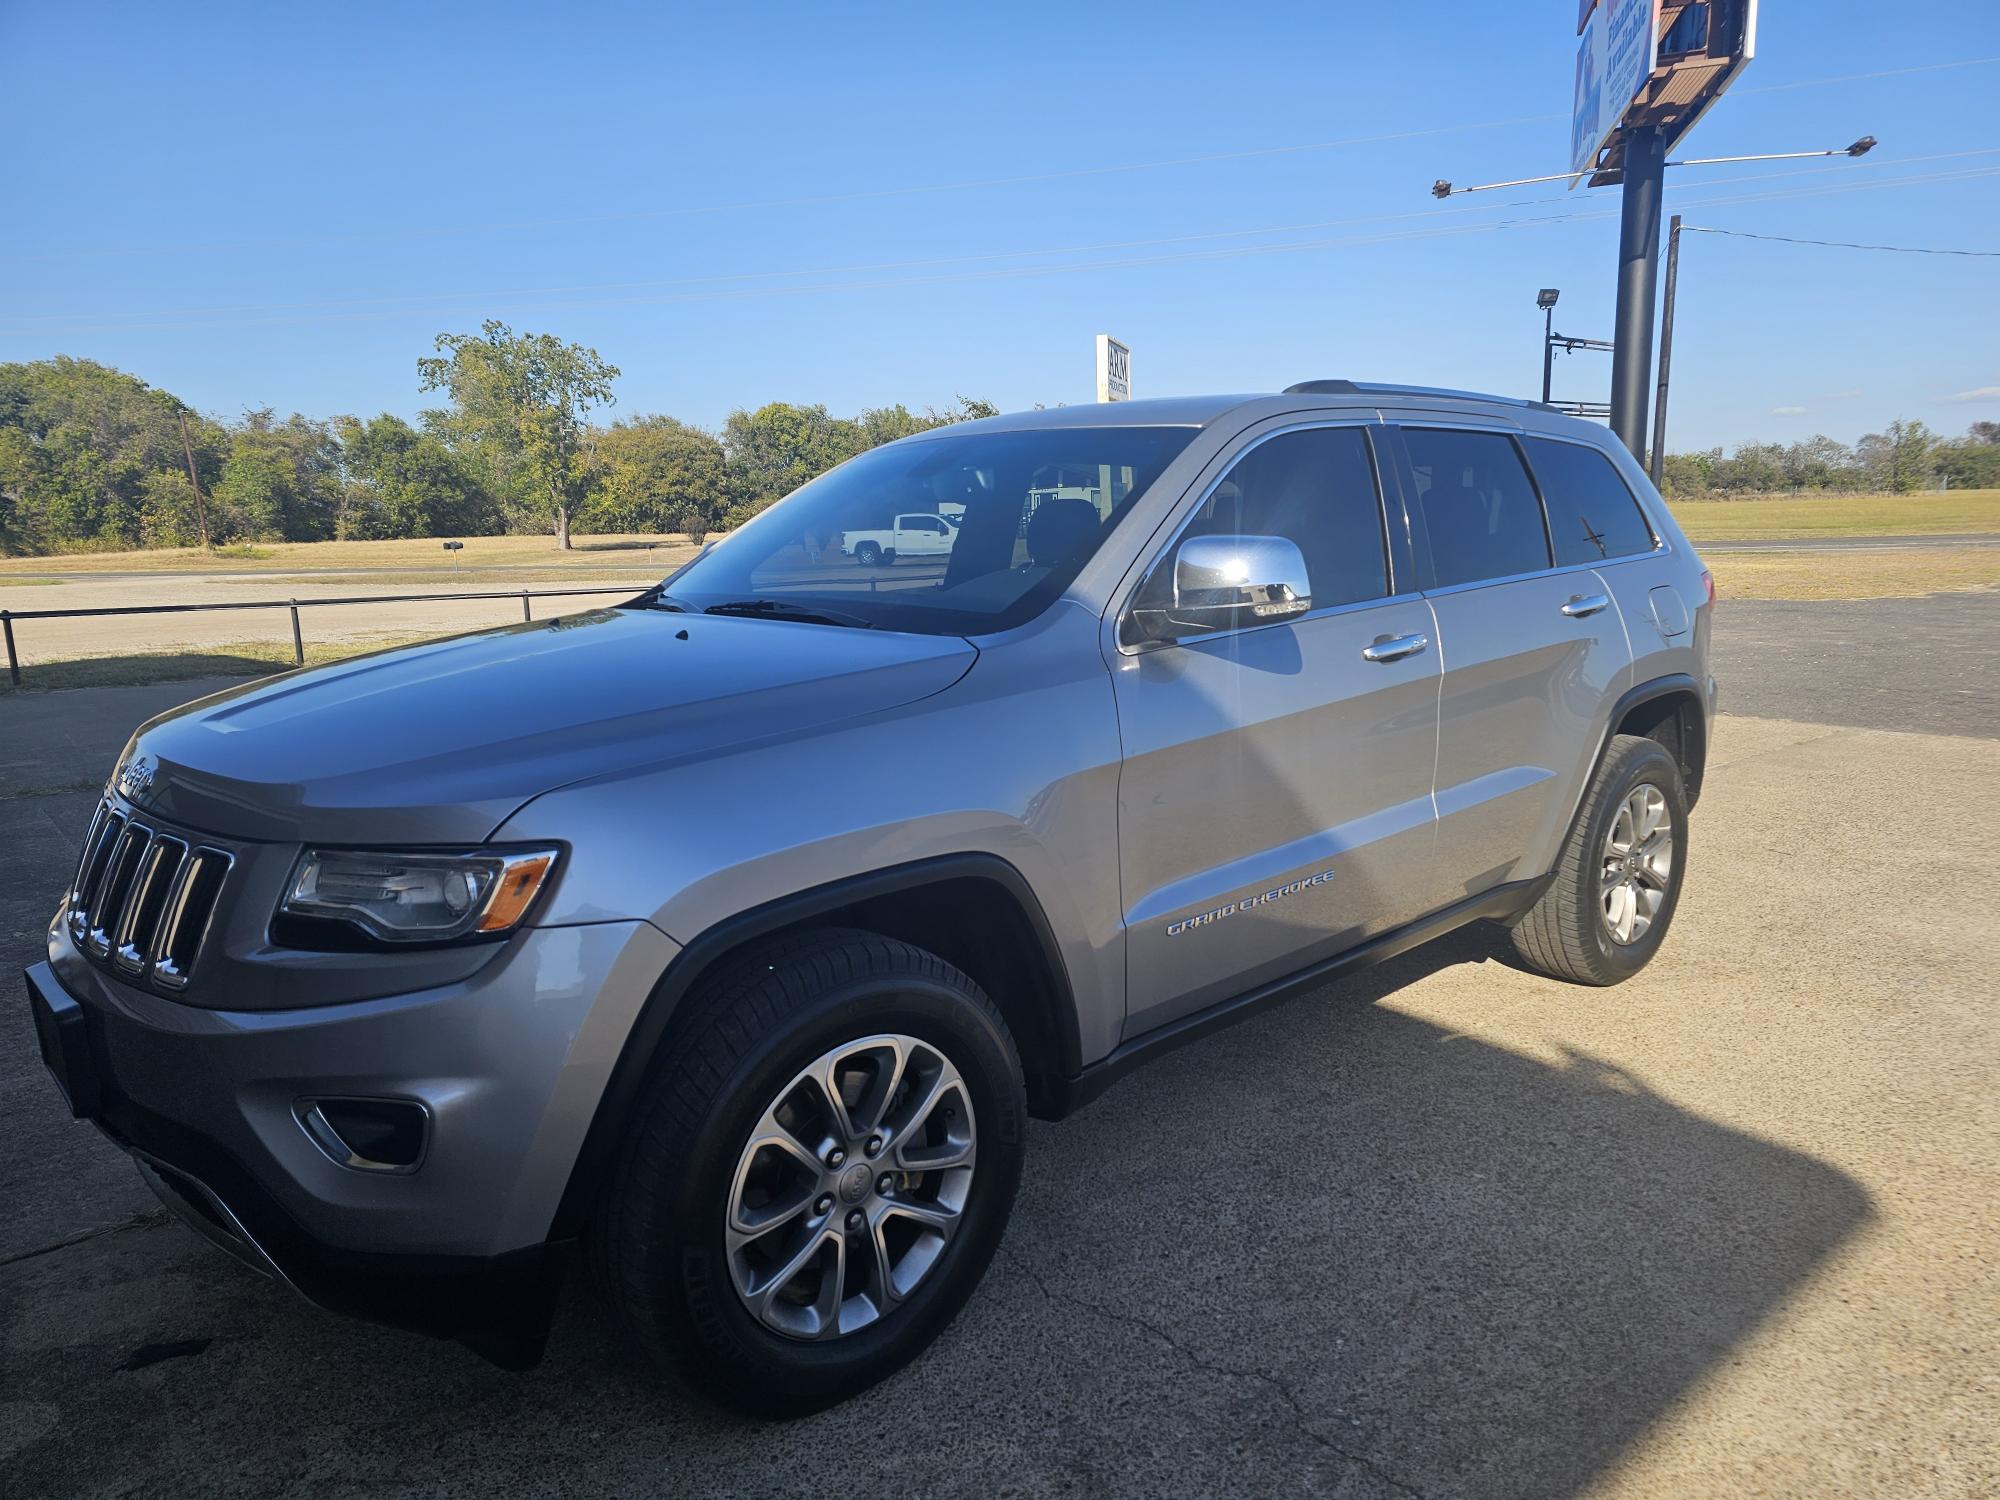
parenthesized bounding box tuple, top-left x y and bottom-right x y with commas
(1608, 125, 1665, 459)
(1650, 214, 1683, 485)
(175, 406, 212, 548)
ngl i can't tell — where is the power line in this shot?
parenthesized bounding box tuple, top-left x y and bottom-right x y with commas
(7, 163, 1995, 340)
(7, 57, 1996, 265)
(1732, 55, 2000, 95)
(1680, 226, 2000, 258)
(15, 149, 1998, 332)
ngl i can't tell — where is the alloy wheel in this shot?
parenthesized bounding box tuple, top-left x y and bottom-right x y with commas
(1600, 782, 1673, 945)
(725, 1033, 976, 1341)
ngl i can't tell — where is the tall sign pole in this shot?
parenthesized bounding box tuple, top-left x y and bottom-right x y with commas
(1608, 124, 1665, 458)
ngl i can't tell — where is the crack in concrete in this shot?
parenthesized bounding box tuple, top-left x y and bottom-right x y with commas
(0, 1208, 170, 1270)
(1004, 1249, 1429, 1499)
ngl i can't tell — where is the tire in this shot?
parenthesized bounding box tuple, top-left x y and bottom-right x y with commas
(591, 928, 1026, 1416)
(854, 541, 881, 566)
(1509, 733, 1689, 986)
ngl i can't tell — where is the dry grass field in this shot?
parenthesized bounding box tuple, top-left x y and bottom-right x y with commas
(1713, 547, 2000, 601)
(5, 498, 1996, 691)
(1667, 489, 2000, 541)
(0, 532, 697, 581)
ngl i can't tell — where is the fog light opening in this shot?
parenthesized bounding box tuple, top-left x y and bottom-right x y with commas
(296, 1097, 430, 1174)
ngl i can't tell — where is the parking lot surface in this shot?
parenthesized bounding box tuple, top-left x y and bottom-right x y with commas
(3, 595, 1996, 1498)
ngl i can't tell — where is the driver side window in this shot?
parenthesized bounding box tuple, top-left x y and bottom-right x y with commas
(1139, 426, 1391, 634)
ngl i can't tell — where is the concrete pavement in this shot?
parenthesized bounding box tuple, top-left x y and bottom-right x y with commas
(2, 607, 1995, 1498)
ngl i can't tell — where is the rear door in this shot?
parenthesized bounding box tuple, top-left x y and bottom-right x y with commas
(1525, 432, 1705, 698)
(1111, 419, 1441, 1039)
(1386, 420, 1634, 901)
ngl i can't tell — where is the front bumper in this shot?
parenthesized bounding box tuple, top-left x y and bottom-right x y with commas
(27, 912, 677, 1366)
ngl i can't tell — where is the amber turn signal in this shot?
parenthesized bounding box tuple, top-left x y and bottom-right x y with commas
(476, 853, 556, 932)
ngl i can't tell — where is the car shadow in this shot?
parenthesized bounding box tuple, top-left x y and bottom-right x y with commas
(2, 923, 1870, 1498)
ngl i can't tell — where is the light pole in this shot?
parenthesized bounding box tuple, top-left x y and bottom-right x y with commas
(1537, 288, 1560, 404)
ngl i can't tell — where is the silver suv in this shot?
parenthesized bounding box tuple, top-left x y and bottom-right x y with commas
(27, 383, 1714, 1413)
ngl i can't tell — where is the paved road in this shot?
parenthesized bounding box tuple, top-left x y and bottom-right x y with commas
(1711, 590, 1997, 738)
(3, 607, 1996, 1497)
(1696, 531, 1999, 552)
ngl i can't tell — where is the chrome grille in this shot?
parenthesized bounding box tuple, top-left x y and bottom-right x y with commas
(67, 802, 232, 993)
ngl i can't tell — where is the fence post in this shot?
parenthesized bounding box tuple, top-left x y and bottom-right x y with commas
(521, 591, 532, 622)
(289, 601, 304, 666)
(3, 610, 19, 687)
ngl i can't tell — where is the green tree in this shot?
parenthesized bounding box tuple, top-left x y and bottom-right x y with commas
(1778, 435, 1853, 493)
(719, 395, 996, 526)
(212, 409, 342, 541)
(1854, 418, 1938, 494)
(720, 402, 866, 519)
(335, 414, 499, 539)
(579, 415, 730, 543)
(418, 320, 618, 549)
(1935, 435, 2000, 490)
(0, 357, 220, 551)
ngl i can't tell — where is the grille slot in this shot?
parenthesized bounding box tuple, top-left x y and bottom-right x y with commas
(114, 836, 187, 974)
(69, 806, 126, 943)
(85, 824, 150, 959)
(152, 849, 231, 991)
(67, 803, 233, 993)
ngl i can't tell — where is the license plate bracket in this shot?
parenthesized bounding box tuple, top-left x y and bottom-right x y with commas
(26, 962, 101, 1119)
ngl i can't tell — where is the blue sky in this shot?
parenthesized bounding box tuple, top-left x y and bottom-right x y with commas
(2, 1, 1994, 450)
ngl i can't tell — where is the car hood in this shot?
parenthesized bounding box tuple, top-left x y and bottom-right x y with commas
(119, 608, 977, 845)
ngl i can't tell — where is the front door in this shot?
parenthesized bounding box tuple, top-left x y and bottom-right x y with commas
(1113, 422, 1441, 1039)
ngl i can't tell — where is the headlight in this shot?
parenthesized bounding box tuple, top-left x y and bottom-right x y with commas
(280, 847, 559, 944)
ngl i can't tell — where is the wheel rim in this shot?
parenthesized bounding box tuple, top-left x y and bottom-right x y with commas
(725, 1033, 976, 1341)
(1600, 782, 1674, 946)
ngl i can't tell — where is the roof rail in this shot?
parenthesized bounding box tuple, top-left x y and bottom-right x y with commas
(1283, 379, 1559, 412)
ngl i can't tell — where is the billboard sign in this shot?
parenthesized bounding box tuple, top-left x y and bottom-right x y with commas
(1571, 0, 1660, 180)
(1095, 334, 1131, 403)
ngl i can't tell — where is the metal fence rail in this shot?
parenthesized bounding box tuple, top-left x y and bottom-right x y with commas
(2, 584, 647, 687)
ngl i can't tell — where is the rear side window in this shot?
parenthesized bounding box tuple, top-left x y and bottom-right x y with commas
(1403, 429, 1550, 588)
(1174, 426, 1390, 613)
(1526, 437, 1658, 565)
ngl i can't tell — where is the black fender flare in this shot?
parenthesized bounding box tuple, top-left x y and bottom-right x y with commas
(549, 852, 1079, 1239)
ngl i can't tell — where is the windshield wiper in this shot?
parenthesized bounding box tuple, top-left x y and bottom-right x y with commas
(704, 599, 877, 630)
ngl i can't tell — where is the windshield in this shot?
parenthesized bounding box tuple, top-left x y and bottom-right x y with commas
(654, 425, 1198, 635)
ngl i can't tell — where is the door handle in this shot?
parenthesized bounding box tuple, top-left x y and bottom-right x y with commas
(1361, 632, 1430, 663)
(1560, 593, 1612, 618)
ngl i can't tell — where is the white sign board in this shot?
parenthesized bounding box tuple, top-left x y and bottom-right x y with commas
(1571, 0, 1659, 182)
(1095, 334, 1130, 403)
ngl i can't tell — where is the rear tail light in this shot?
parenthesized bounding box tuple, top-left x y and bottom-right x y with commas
(1699, 569, 1715, 607)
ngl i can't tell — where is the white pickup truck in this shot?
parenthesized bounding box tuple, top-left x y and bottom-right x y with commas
(840, 512, 959, 566)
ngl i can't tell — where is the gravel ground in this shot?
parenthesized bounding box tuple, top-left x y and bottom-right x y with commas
(2, 604, 1995, 1498)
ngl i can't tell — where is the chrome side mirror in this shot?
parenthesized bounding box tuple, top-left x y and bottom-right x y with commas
(1127, 533, 1313, 644)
